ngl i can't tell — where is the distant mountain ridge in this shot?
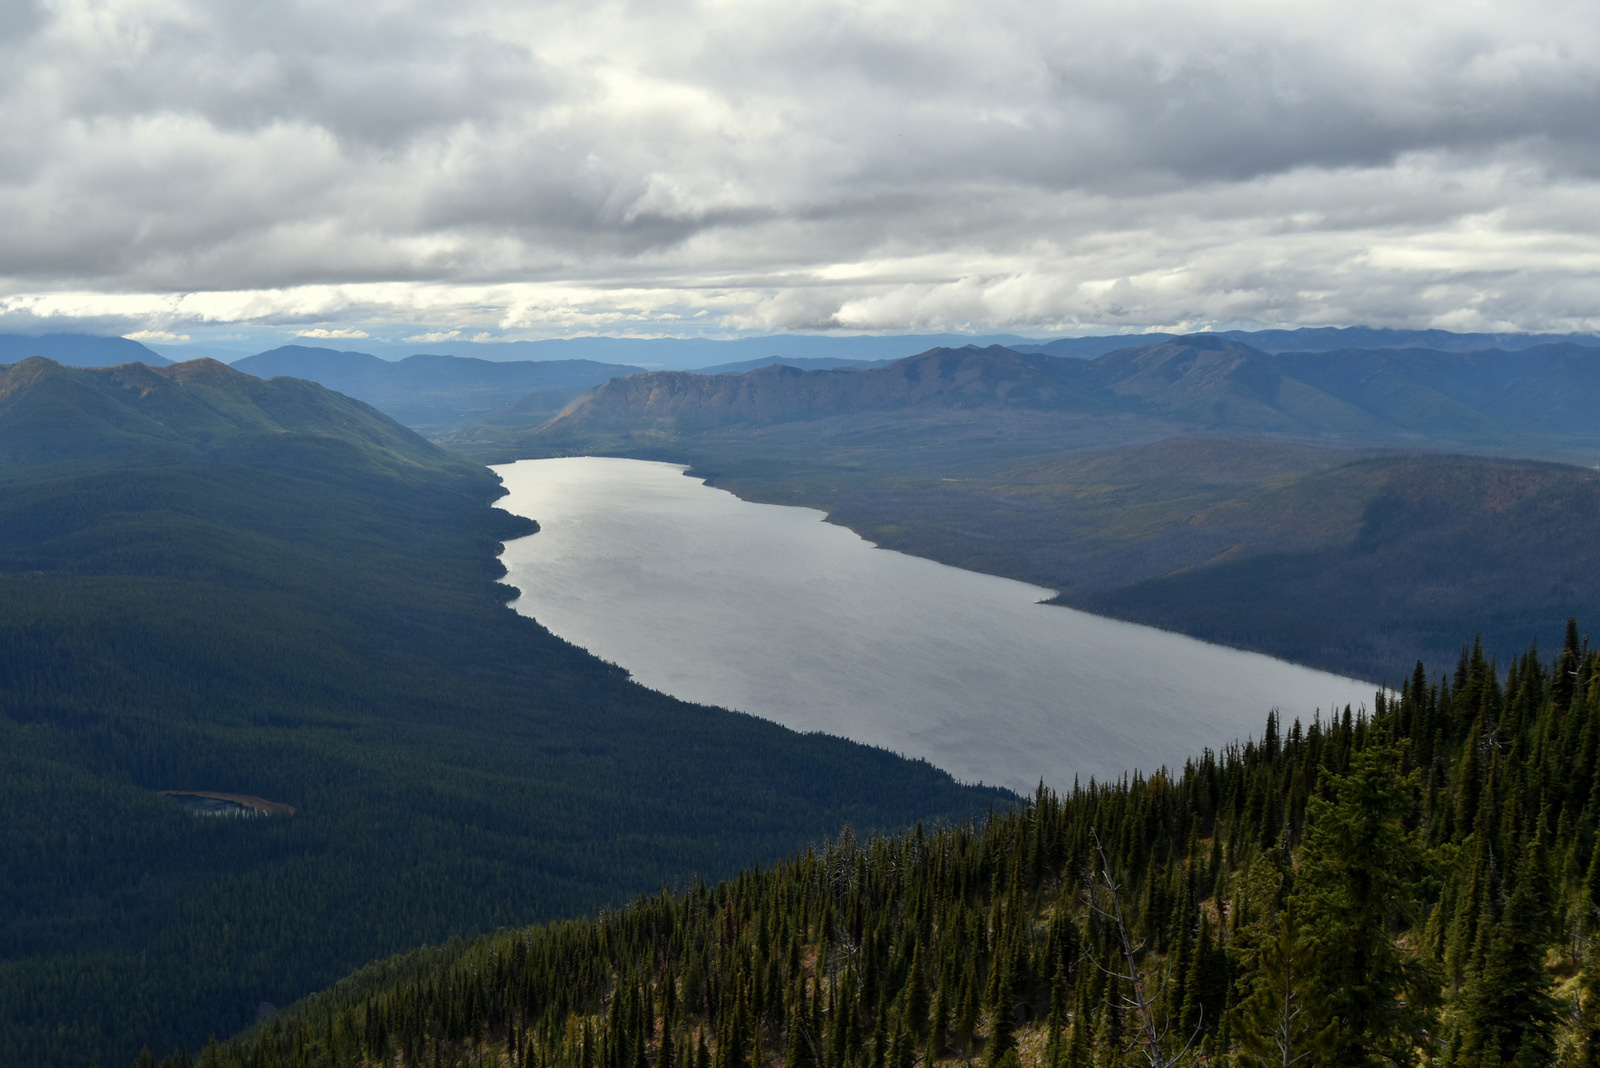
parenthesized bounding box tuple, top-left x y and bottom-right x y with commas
(1274, 342, 1600, 439)
(17, 328, 1597, 439)
(146, 325, 1600, 372)
(232, 345, 645, 431)
(1082, 335, 1376, 431)
(541, 345, 1103, 432)
(1012, 326, 1600, 358)
(268, 333, 1044, 369)
(0, 333, 167, 367)
(538, 335, 1600, 451)
(691, 355, 891, 375)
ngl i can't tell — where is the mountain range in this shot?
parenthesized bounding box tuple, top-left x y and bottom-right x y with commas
(230, 345, 645, 432)
(534, 335, 1600, 455)
(1014, 325, 1600, 358)
(0, 332, 168, 367)
(143, 325, 1600, 369)
(11, 329, 1600, 446)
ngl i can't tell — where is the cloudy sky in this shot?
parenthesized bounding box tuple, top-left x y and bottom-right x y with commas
(1, 0, 1597, 346)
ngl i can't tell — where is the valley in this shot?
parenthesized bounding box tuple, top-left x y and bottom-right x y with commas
(0, 357, 1006, 1068)
(5, 328, 1598, 1066)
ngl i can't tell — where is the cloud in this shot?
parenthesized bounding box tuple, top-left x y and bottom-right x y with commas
(1, 0, 1597, 335)
(295, 327, 371, 339)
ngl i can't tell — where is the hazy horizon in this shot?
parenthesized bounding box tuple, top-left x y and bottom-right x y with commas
(16, 322, 1600, 371)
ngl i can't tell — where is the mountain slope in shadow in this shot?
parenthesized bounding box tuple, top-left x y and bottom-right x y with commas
(0, 358, 1008, 1068)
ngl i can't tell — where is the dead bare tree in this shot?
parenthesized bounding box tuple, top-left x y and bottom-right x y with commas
(1082, 831, 1198, 1068)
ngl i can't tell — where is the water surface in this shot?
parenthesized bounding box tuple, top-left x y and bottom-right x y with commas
(494, 457, 1373, 793)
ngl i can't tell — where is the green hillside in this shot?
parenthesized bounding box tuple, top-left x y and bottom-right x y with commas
(0, 359, 1007, 1068)
(194, 624, 1600, 1068)
(0, 357, 447, 469)
(1073, 453, 1600, 678)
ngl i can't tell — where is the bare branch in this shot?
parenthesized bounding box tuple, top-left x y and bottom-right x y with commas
(1082, 831, 1199, 1068)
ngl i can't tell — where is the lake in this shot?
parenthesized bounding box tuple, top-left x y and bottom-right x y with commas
(493, 457, 1375, 794)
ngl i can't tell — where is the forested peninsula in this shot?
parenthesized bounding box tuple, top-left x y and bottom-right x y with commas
(176, 624, 1600, 1068)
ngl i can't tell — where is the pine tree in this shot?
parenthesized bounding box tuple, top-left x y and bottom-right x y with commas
(928, 978, 948, 1057)
(903, 944, 929, 1040)
(1295, 746, 1436, 1068)
(1231, 900, 1330, 1068)
(1046, 957, 1072, 1068)
(1064, 994, 1093, 1068)
(1555, 619, 1583, 713)
(784, 983, 811, 1068)
(889, 1015, 915, 1068)
(1453, 838, 1558, 1068)
(985, 954, 1016, 1068)
(1575, 939, 1600, 1068)
(660, 1021, 678, 1068)
(955, 963, 979, 1053)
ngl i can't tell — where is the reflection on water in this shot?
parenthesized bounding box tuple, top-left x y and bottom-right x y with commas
(493, 457, 1374, 793)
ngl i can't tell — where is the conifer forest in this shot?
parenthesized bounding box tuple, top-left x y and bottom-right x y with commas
(161, 623, 1600, 1068)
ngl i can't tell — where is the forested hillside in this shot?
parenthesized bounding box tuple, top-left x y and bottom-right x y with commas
(523, 336, 1600, 456)
(192, 622, 1600, 1068)
(0, 359, 1006, 1068)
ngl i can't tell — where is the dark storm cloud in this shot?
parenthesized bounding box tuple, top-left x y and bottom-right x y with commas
(1, 0, 1597, 335)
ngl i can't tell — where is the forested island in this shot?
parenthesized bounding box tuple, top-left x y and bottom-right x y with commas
(166, 623, 1600, 1067)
